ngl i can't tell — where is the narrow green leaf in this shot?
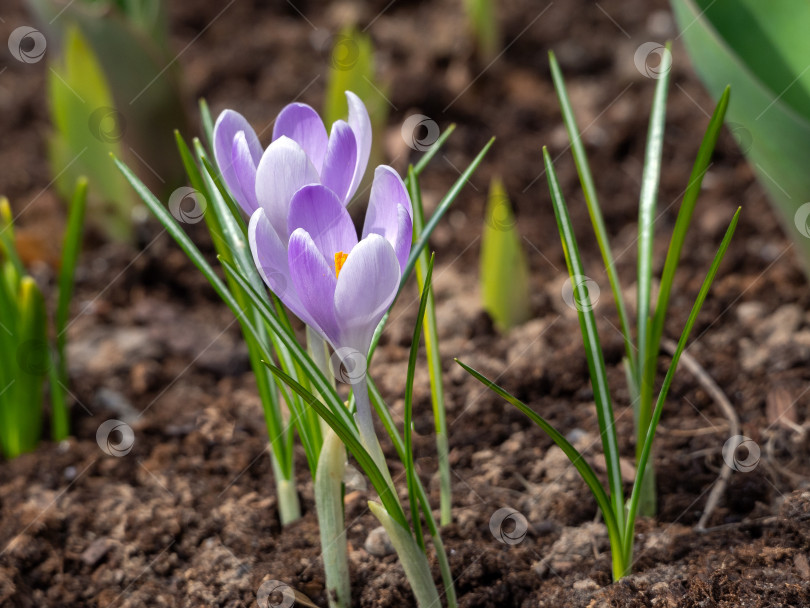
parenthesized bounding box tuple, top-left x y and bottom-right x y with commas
(0, 198, 25, 278)
(404, 253, 435, 552)
(548, 51, 635, 377)
(367, 379, 457, 608)
(367, 501, 441, 608)
(480, 178, 530, 331)
(403, 136, 495, 287)
(543, 147, 624, 531)
(651, 87, 730, 357)
(456, 358, 626, 571)
(263, 362, 409, 530)
(52, 177, 88, 441)
(636, 41, 672, 440)
(411, 166, 452, 526)
(412, 124, 456, 178)
(10, 278, 48, 457)
(199, 98, 215, 151)
(624, 207, 740, 560)
(369, 136, 496, 362)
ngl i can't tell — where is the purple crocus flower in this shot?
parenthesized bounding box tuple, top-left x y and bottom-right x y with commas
(248, 165, 412, 357)
(213, 91, 371, 244)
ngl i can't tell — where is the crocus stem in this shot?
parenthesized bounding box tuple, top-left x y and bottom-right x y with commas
(353, 375, 395, 491)
(270, 454, 301, 525)
(308, 328, 352, 607)
(368, 502, 442, 608)
(307, 327, 336, 437)
(315, 428, 351, 608)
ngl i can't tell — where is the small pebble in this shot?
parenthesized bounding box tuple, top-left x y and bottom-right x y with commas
(364, 526, 395, 557)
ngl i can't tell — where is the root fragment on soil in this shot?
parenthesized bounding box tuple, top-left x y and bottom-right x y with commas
(660, 339, 740, 531)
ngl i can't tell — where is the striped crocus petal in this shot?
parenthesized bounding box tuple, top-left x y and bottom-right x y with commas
(362, 165, 413, 274)
(213, 110, 263, 215)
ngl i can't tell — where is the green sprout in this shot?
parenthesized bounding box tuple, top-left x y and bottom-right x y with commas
(0, 179, 87, 459)
(464, 0, 500, 60)
(480, 178, 531, 332)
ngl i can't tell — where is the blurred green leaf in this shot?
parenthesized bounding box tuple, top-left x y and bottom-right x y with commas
(31, 0, 188, 202)
(480, 178, 530, 332)
(464, 0, 499, 60)
(324, 26, 387, 184)
(48, 26, 132, 240)
(671, 0, 810, 274)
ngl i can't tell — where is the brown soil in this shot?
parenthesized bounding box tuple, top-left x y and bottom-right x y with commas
(2, 0, 810, 607)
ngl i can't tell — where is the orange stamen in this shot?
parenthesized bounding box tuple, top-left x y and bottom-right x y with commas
(334, 251, 349, 278)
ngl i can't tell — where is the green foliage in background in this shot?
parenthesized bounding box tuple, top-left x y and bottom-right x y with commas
(480, 178, 530, 332)
(48, 26, 132, 241)
(464, 0, 499, 60)
(31, 0, 189, 240)
(0, 179, 87, 459)
(324, 26, 388, 183)
(671, 0, 810, 275)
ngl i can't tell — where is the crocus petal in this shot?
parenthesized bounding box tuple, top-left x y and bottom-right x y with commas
(362, 165, 413, 272)
(320, 120, 358, 204)
(288, 185, 358, 267)
(231, 132, 260, 214)
(392, 204, 413, 274)
(255, 136, 320, 242)
(272, 103, 329, 173)
(248, 209, 321, 332)
(346, 91, 372, 201)
(214, 110, 263, 215)
(288, 228, 340, 345)
(334, 234, 400, 354)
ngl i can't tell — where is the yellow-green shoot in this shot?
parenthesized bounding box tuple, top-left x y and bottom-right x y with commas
(480, 178, 530, 332)
(0, 179, 87, 459)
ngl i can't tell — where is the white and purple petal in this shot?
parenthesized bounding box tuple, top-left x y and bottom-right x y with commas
(214, 110, 264, 215)
(345, 91, 372, 201)
(333, 234, 400, 354)
(230, 131, 260, 214)
(255, 136, 320, 242)
(249, 209, 321, 332)
(288, 228, 340, 346)
(288, 185, 358, 266)
(272, 103, 329, 173)
(362, 165, 413, 272)
(320, 120, 358, 204)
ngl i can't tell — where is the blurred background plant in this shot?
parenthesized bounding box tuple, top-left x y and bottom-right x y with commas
(0, 178, 87, 459)
(479, 177, 530, 332)
(27, 0, 189, 241)
(671, 0, 810, 276)
(323, 26, 388, 193)
(464, 0, 499, 61)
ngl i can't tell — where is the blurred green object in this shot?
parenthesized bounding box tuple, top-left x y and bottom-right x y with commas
(324, 26, 387, 185)
(480, 178, 530, 331)
(48, 26, 132, 241)
(464, 0, 499, 60)
(30, 0, 189, 239)
(0, 179, 87, 459)
(670, 0, 810, 275)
